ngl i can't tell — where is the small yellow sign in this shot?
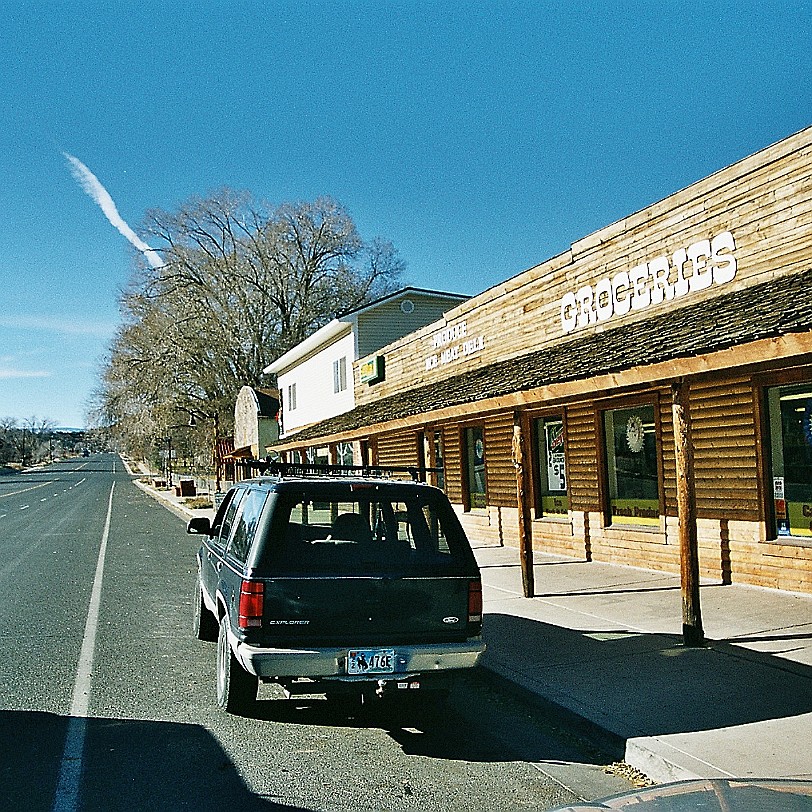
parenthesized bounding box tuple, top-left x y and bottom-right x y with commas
(359, 355, 385, 384)
(609, 498, 660, 527)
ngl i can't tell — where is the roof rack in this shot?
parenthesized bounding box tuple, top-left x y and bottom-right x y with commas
(249, 461, 442, 483)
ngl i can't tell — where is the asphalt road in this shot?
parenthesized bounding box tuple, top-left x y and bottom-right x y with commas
(0, 454, 633, 812)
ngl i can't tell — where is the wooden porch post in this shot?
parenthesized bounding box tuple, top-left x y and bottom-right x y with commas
(512, 411, 535, 598)
(672, 379, 704, 647)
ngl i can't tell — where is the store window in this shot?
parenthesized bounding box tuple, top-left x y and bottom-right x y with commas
(766, 382, 812, 538)
(433, 430, 445, 491)
(464, 426, 487, 510)
(602, 404, 660, 527)
(306, 446, 330, 466)
(336, 441, 354, 467)
(534, 416, 569, 515)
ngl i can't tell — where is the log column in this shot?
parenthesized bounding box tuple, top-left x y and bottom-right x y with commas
(672, 379, 704, 646)
(512, 411, 535, 598)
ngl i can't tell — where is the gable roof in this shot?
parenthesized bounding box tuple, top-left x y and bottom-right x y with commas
(333, 286, 468, 319)
(264, 287, 468, 375)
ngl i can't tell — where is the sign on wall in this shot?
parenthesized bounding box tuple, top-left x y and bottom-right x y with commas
(560, 231, 737, 334)
(360, 355, 385, 384)
(424, 320, 486, 371)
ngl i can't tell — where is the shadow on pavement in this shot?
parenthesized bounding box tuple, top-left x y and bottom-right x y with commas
(0, 710, 310, 812)
(482, 613, 812, 739)
(247, 670, 618, 766)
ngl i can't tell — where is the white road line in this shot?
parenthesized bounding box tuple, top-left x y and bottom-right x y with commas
(51, 482, 115, 812)
(0, 481, 52, 499)
(20, 505, 29, 511)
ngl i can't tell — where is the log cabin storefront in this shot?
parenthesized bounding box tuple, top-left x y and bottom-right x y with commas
(269, 126, 812, 596)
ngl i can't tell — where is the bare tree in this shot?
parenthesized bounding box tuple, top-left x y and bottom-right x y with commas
(96, 192, 404, 455)
(0, 418, 19, 466)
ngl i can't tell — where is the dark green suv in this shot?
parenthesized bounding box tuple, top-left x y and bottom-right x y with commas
(188, 466, 485, 714)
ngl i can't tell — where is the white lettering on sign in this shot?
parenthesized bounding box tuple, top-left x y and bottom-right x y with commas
(560, 231, 737, 334)
(433, 321, 467, 349)
(425, 321, 486, 370)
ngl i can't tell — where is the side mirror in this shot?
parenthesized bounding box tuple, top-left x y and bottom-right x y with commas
(187, 516, 212, 536)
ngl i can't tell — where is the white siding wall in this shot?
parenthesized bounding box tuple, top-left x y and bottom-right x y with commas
(278, 330, 356, 434)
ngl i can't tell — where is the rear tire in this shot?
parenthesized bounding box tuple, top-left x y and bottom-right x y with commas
(216, 615, 258, 714)
(193, 581, 219, 642)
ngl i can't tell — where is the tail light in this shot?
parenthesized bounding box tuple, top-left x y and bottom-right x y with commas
(468, 579, 483, 624)
(238, 580, 264, 629)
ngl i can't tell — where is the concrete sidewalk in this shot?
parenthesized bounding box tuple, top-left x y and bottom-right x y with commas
(475, 544, 812, 784)
(125, 463, 812, 784)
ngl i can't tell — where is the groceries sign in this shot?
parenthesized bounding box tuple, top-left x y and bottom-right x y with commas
(559, 231, 737, 334)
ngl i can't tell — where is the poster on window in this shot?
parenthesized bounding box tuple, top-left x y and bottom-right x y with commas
(545, 421, 566, 492)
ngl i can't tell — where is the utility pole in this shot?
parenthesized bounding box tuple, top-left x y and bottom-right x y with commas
(163, 436, 173, 487)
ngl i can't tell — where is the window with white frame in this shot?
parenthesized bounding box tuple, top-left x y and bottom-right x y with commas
(333, 357, 348, 393)
(287, 383, 297, 411)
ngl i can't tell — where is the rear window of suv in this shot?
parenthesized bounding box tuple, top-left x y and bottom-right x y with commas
(265, 487, 473, 576)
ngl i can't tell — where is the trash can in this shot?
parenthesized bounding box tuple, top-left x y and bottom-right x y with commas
(178, 479, 196, 497)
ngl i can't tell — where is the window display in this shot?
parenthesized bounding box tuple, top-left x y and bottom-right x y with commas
(603, 405, 660, 526)
(767, 383, 812, 537)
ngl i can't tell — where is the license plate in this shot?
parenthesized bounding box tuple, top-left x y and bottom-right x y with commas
(347, 649, 395, 675)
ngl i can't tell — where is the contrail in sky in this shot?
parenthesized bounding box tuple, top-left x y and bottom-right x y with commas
(63, 153, 163, 268)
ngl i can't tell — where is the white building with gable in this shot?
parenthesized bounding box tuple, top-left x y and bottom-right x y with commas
(264, 288, 469, 439)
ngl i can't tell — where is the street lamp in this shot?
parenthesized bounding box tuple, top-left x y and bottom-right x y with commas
(187, 410, 222, 493)
(158, 436, 174, 486)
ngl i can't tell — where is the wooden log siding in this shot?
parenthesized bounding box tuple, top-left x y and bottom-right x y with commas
(658, 389, 677, 515)
(443, 425, 464, 506)
(690, 377, 760, 521)
(375, 430, 419, 475)
(483, 413, 516, 508)
(565, 403, 601, 514)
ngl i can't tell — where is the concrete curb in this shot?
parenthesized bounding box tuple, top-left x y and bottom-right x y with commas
(132, 478, 198, 523)
(127, 471, 643, 773)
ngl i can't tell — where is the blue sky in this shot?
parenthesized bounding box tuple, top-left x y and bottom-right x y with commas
(1, 1, 810, 428)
